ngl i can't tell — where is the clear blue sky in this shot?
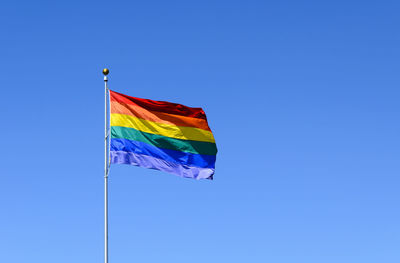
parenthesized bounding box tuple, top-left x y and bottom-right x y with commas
(1, 1, 399, 262)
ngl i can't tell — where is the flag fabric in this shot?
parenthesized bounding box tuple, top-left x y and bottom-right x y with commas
(109, 90, 217, 180)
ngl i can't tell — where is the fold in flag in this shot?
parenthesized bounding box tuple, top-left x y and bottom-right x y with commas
(109, 90, 217, 180)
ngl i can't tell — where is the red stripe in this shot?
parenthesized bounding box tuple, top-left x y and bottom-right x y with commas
(110, 90, 207, 119)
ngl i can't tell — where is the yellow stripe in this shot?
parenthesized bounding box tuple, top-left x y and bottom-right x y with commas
(110, 113, 215, 143)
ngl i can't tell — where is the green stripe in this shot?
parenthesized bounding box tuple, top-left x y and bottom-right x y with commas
(111, 126, 217, 155)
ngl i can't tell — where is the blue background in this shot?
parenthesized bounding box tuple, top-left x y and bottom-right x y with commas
(1, 1, 399, 262)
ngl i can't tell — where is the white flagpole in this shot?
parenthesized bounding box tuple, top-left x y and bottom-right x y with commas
(103, 68, 110, 263)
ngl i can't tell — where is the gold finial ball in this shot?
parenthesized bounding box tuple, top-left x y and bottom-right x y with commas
(103, 68, 109, 75)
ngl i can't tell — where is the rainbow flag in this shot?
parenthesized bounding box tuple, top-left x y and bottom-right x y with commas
(109, 90, 217, 180)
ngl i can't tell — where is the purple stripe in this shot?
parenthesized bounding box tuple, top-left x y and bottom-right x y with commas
(110, 151, 214, 180)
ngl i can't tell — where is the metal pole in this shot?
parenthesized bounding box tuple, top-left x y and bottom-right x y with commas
(103, 68, 110, 263)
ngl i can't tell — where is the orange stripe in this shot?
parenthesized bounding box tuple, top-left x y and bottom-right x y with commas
(111, 101, 212, 132)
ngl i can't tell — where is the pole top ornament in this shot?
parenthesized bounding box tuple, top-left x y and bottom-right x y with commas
(103, 68, 109, 75)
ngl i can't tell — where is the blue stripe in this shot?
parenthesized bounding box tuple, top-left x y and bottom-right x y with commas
(110, 138, 216, 169)
(110, 151, 214, 180)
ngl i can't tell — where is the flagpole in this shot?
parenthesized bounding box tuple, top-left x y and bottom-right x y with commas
(103, 68, 110, 263)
